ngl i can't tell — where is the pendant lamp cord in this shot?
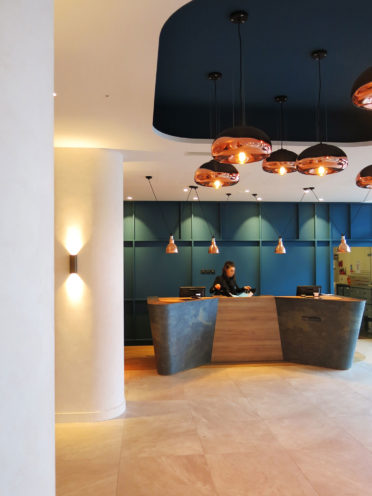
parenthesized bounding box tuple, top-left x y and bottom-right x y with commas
(238, 23, 245, 125)
(195, 188, 215, 238)
(317, 57, 322, 143)
(280, 101, 284, 149)
(146, 177, 174, 236)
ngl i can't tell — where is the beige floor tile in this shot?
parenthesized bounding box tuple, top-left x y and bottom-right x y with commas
(206, 448, 319, 496)
(117, 455, 218, 496)
(122, 399, 191, 419)
(181, 368, 243, 400)
(189, 397, 258, 423)
(120, 412, 203, 457)
(289, 436, 372, 496)
(56, 420, 123, 496)
(333, 414, 372, 451)
(196, 417, 280, 454)
(238, 381, 318, 419)
(264, 410, 347, 450)
(125, 373, 185, 401)
(300, 387, 372, 417)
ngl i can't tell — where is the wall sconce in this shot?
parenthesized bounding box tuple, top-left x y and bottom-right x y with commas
(69, 254, 78, 273)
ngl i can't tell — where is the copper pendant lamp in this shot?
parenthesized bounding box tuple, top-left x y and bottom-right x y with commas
(337, 235, 351, 254)
(351, 66, 372, 110)
(194, 187, 220, 254)
(275, 236, 286, 254)
(208, 236, 220, 254)
(262, 95, 297, 175)
(297, 50, 348, 176)
(194, 160, 239, 189)
(211, 11, 271, 165)
(356, 164, 372, 188)
(166, 235, 178, 254)
(146, 176, 178, 254)
(195, 72, 240, 188)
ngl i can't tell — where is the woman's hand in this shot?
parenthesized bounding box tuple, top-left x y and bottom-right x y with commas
(214, 283, 221, 290)
(244, 285, 251, 291)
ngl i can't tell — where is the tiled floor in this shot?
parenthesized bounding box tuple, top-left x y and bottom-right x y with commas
(56, 340, 372, 496)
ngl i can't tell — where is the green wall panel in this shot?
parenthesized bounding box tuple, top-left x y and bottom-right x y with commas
(221, 203, 260, 240)
(315, 203, 330, 239)
(191, 202, 220, 240)
(299, 204, 315, 240)
(261, 203, 297, 240)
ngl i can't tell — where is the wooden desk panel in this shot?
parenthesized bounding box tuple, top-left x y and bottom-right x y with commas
(211, 296, 283, 362)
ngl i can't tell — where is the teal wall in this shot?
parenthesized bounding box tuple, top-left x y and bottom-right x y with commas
(124, 201, 372, 344)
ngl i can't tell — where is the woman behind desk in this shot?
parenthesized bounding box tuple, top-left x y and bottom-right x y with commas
(210, 261, 251, 297)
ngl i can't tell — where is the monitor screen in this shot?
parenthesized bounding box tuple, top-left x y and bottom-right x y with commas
(179, 286, 206, 298)
(296, 285, 322, 296)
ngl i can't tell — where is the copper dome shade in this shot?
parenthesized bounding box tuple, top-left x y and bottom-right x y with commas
(212, 126, 272, 165)
(296, 143, 348, 176)
(262, 148, 297, 174)
(356, 164, 372, 188)
(194, 160, 240, 189)
(351, 66, 372, 110)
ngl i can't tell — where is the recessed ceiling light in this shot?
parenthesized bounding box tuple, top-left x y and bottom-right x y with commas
(193, 196, 198, 200)
(304, 188, 310, 194)
(183, 188, 188, 192)
(319, 198, 324, 201)
(127, 196, 133, 200)
(53, 92, 57, 97)
(257, 197, 262, 201)
(245, 189, 250, 193)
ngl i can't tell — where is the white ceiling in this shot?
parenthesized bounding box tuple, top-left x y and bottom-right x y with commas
(54, 0, 372, 203)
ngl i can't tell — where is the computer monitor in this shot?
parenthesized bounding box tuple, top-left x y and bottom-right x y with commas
(179, 286, 206, 298)
(296, 285, 322, 296)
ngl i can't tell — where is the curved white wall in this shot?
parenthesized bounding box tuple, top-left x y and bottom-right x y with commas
(55, 148, 125, 421)
(0, 1, 55, 495)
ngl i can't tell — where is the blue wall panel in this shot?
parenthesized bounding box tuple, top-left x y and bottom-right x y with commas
(261, 242, 315, 295)
(134, 243, 191, 298)
(221, 203, 260, 240)
(123, 201, 372, 343)
(191, 242, 260, 292)
(261, 203, 297, 240)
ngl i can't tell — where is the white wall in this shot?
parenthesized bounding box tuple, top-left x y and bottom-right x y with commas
(0, 1, 55, 495)
(55, 148, 125, 421)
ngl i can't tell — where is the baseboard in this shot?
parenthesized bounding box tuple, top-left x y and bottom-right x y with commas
(55, 399, 126, 423)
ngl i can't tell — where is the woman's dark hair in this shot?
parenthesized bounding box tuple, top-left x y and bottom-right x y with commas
(222, 261, 235, 277)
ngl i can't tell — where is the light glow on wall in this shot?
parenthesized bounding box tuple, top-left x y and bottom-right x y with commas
(66, 273, 84, 302)
(65, 227, 83, 255)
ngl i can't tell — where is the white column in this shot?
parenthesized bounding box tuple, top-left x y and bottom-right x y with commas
(0, 1, 55, 495)
(55, 148, 125, 422)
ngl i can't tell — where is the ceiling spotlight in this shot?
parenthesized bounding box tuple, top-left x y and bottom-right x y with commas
(53, 92, 57, 97)
(127, 196, 133, 200)
(319, 198, 324, 201)
(245, 189, 250, 193)
(183, 188, 188, 192)
(257, 197, 262, 201)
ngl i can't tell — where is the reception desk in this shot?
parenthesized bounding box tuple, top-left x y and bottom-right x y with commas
(147, 295, 365, 375)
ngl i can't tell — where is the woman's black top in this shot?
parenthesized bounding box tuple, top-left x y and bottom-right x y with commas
(210, 274, 245, 297)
